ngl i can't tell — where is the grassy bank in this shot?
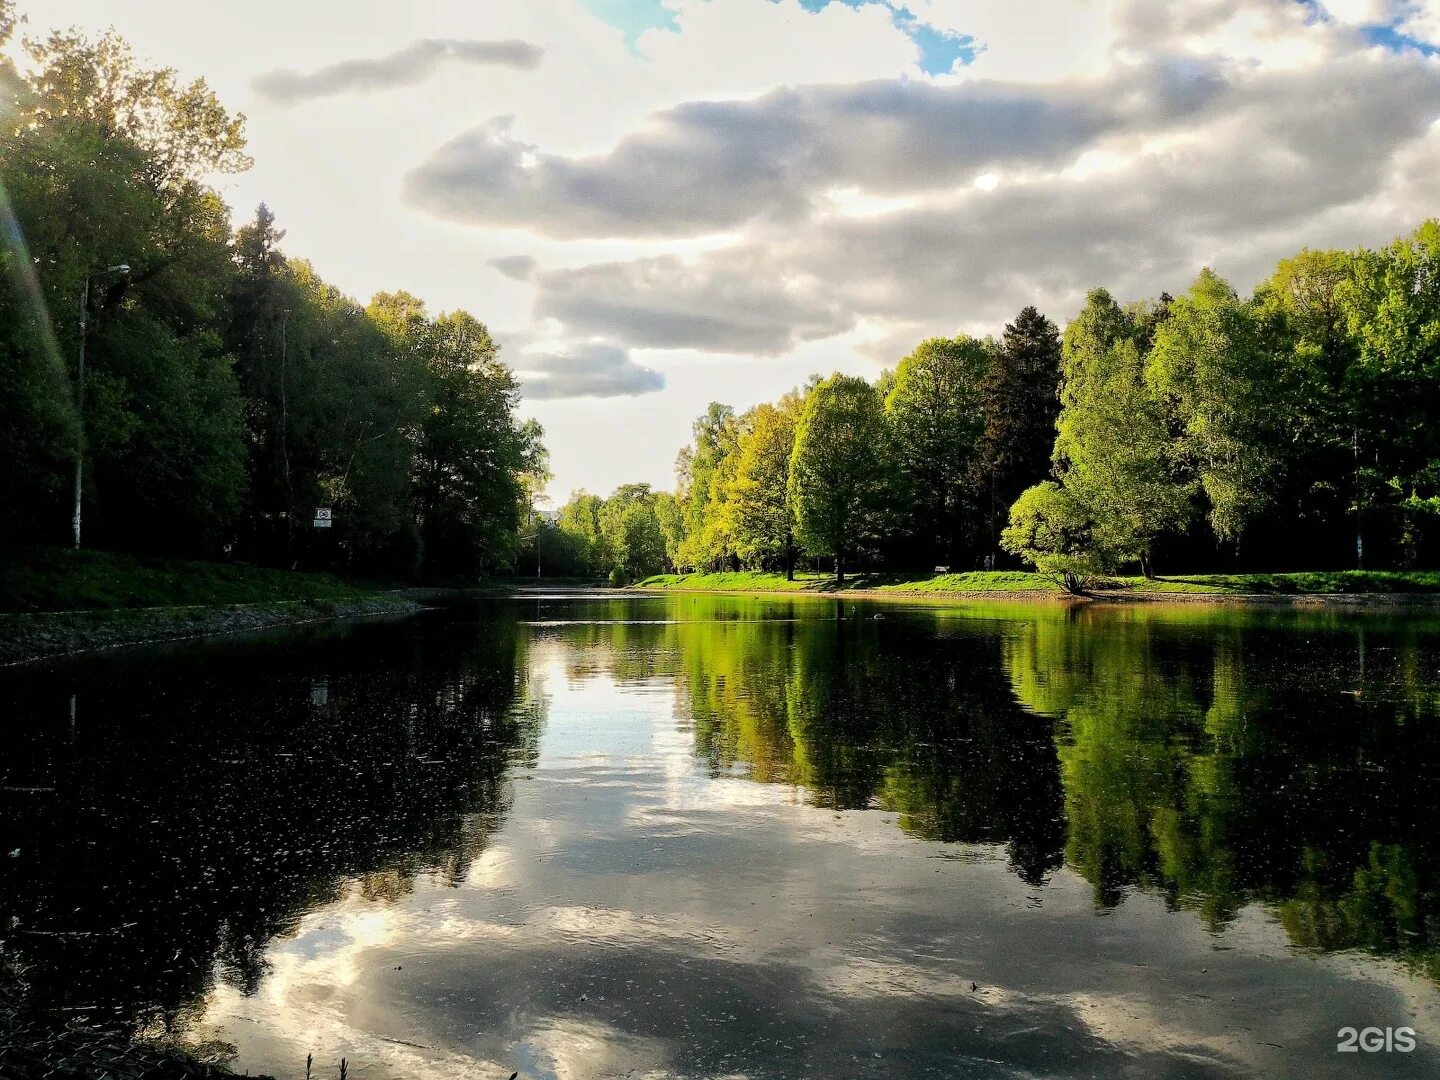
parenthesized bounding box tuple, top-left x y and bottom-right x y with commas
(635, 569, 1440, 598)
(635, 570, 1053, 594)
(0, 547, 422, 666)
(1114, 569, 1440, 594)
(0, 546, 381, 613)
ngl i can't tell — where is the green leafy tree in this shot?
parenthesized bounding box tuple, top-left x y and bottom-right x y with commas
(1001, 481, 1113, 593)
(1, 23, 250, 554)
(599, 484, 668, 584)
(1053, 289, 1192, 577)
(0, 16, 546, 582)
(228, 203, 302, 558)
(788, 374, 891, 581)
(884, 336, 990, 566)
(1339, 220, 1440, 563)
(369, 294, 528, 576)
(24, 27, 250, 187)
(653, 490, 687, 572)
(1147, 269, 1290, 544)
(677, 403, 741, 572)
(725, 392, 804, 577)
(1253, 249, 1362, 564)
(557, 491, 608, 576)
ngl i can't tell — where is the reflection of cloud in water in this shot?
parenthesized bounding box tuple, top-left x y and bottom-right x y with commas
(23, 596, 1434, 1078)
(206, 742, 1439, 1080)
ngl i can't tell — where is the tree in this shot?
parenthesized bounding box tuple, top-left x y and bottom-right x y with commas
(557, 491, 608, 575)
(1339, 220, 1440, 564)
(24, 26, 250, 188)
(0, 16, 545, 581)
(228, 205, 307, 561)
(263, 268, 423, 573)
(0, 5, 72, 543)
(1147, 269, 1289, 545)
(788, 374, 891, 581)
(1053, 289, 1192, 577)
(653, 490, 687, 573)
(515, 419, 552, 575)
(599, 484, 667, 584)
(1001, 481, 1114, 594)
(370, 294, 529, 577)
(726, 392, 804, 577)
(1, 23, 251, 554)
(979, 307, 1062, 561)
(677, 403, 741, 572)
(1253, 249, 1362, 567)
(884, 337, 990, 566)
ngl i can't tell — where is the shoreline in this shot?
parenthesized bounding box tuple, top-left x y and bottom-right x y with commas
(0, 594, 424, 668)
(5, 580, 1439, 669)
(627, 582, 1440, 608)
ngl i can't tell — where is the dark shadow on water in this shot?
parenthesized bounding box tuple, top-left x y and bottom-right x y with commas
(0, 608, 542, 1034)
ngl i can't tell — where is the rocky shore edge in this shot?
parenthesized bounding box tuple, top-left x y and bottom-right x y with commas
(0, 594, 423, 667)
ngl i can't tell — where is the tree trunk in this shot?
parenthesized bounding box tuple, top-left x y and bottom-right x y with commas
(1139, 549, 1155, 580)
(784, 531, 795, 581)
(835, 552, 845, 584)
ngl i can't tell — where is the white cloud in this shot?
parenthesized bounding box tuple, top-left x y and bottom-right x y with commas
(252, 38, 543, 104)
(404, 61, 1223, 239)
(523, 47, 1440, 352)
(22, 0, 1440, 500)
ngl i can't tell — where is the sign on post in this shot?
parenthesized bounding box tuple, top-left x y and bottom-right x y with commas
(314, 507, 332, 529)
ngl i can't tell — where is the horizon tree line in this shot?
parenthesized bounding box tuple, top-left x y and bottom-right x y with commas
(553, 222, 1440, 588)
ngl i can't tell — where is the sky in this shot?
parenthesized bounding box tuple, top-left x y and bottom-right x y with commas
(16, 0, 1440, 502)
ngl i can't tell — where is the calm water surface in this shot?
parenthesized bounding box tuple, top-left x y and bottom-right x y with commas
(4, 594, 1440, 1079)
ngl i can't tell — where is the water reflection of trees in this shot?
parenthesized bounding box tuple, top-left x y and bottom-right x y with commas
(555, 598, 1068, 886)
(1000, 604, 1440, 979)
(563, 597, 1440, 977)
(0, 611, 542, 1033)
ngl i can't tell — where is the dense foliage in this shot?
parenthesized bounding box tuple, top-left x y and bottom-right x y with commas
(0, 13, 541, 579)
(560, 227, 1440, 588)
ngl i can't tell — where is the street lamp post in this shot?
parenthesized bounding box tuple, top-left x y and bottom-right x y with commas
(73, 264, 130, 548)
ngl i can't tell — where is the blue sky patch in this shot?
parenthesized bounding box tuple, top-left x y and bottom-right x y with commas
(1295, 0, 1440, 54)
(791, 0, 978, 74)
(888, 5, 979, 74)
(584, 0, 977, 74)
(581, 0, 680, 51)
(1360, 22, 1440, 55)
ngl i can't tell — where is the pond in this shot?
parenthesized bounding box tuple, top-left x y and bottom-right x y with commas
(3, 593, 1440, 1078)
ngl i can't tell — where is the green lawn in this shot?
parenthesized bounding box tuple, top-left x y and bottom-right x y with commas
(0, 546, 382, 613)
(634, 570, 1055, 594)
(635, 568, 1440, 597)
(1114, 570, 1440, 595)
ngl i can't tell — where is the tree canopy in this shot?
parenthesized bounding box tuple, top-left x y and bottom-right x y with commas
(572, 220, 1440, 589)
(0, 17, 540, 579)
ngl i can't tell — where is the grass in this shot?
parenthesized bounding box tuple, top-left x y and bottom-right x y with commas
(634, 568, 1440, 598)
(1116, 569, 1440, 594)
(0, 546, 383, 614)
(635, 570, 1055, 594)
